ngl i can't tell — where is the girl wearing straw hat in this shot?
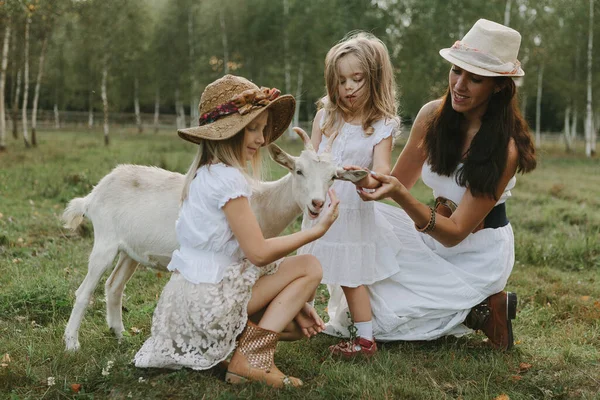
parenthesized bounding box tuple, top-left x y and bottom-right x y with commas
(134, 75, 340, 387)
(345, 19, 536, 350)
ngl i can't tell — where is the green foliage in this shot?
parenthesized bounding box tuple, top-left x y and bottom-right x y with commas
(5, 0, 599, 131)
(0, 129, 599, 399)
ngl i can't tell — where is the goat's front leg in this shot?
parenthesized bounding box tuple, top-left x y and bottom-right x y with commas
(64, 242, 118, 351)
(105, 253, 139, 340)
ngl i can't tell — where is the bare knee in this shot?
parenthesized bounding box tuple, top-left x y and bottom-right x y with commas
(299, 254, 323, 283)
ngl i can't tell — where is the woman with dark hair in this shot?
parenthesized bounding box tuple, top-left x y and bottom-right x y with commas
(329, 19, 536, 351)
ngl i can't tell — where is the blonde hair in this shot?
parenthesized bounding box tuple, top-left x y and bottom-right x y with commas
(321, 31, 398, 142)
(180, 112, 271, 203)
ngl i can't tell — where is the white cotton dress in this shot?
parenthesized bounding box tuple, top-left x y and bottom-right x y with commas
(324, 162, 517, 341)
(299, 116, 402, 288)
(134, 163, 278, 370)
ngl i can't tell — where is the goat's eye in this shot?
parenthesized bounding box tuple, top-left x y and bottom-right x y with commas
(331, 175, 336, 181)
(296, 170, 304, 176)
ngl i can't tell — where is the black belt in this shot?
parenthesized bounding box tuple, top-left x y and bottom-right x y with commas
(483, 202, 509, 229)
(435, 196, 509, 231)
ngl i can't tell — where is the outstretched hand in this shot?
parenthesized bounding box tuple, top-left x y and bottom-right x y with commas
(294, 303, 325, 338)
(356, 170, 404, 202)
(317, 188, 340, 233)
(343, 165, 382, 189)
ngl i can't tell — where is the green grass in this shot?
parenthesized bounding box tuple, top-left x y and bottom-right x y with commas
(1, 128, 599, 399)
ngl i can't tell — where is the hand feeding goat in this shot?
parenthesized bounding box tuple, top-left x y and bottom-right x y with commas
(62, 128, 366, 351)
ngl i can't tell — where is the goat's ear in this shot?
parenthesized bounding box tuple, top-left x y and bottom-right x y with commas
(335, 168, 368, 183)
(268, 144, 296, 171)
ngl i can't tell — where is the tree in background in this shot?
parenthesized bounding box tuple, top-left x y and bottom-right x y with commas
(0, 0, 599, 155)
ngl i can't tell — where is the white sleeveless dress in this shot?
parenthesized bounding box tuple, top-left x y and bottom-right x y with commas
(324, 162, 517, 341)
(299, 117, 402, 287)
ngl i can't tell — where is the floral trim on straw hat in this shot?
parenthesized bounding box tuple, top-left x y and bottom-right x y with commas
(439, 19, 525, 77)
(178, 75, 295, 145)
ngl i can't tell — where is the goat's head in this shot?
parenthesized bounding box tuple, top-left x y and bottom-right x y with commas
(268, 127, 367, 219)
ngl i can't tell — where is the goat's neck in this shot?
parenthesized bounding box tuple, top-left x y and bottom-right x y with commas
(252, 173, 301, 238)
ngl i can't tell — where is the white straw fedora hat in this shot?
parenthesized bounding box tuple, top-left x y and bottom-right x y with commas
(439, 19, 525, 77)
(178, 75, 295, 145)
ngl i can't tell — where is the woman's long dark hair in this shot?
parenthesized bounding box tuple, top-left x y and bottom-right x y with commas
(423, 77, 536, 199)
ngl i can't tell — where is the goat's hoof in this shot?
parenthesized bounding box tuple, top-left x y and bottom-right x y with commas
(64, 337, 80, 352)
(109, 326, 126, 339)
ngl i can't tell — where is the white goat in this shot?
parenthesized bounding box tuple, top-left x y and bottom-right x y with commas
(62, 129, 366, 351)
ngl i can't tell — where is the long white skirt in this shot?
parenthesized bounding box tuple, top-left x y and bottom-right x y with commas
(324, 202, 515, 342)
(134, 260, 279, 370)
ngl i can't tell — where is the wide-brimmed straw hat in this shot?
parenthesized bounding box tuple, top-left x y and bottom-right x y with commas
(178, 75, 295, 145)
(439, 19, 525, 77)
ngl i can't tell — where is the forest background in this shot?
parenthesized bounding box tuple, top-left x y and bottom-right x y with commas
(0, 0, 599, 153)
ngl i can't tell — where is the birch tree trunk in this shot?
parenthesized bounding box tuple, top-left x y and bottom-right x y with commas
(535, 64, 544, 148)
(585, 0, 594, 157)
(571, 108, 578, 139)
(53, 103, 60, 129)
(134, 75, 142, 133)
(219, 9, 229, 74)
(293, 60, 304, 130)
(283, 0, 296, 138)
(0, 24, 11, 151)
(21, 16, 31, 148)
(564, 106, 574, 152)
(9, 24, 18, 139)
(504, 0, 512, 26)
(101, 60, 109, 145)
(175, 88, 185, 129)
(153, 87, 160, 134)
(88, 88, 94, 129)
(283, 0, 291, 94)
(31, 37, 48, 147)
(188, 11, 199, 125)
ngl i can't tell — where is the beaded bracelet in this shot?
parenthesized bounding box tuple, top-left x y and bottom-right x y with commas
(415, 206, 436, 233)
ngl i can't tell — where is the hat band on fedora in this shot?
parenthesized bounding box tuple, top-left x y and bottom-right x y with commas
(448, 41, 521, 75)
(198, 87, 281, 126)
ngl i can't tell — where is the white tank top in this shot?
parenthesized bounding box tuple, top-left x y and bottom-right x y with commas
(421, 162, 516, 206)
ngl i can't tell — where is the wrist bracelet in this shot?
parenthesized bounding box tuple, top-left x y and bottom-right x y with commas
(415, 206, 436, 233)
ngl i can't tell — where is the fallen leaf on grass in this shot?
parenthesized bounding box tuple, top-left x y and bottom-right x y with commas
(511, 375, 522, 381)
(1, 353, 10, 367)
(156, 272, 163, 278)
(71, 383, 82, 393)
(581, 296, 591, 302)
(494, 394, 510, 400)
(518, 362, 533, 373)
(594, 301, 600, 310)
(514, 340, 522, 345)
(130, 327, 142, 335)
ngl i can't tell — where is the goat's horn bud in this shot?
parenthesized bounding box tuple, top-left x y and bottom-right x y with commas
(293, 127, 315, 151)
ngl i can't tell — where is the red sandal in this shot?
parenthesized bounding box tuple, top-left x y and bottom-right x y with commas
(329, 337, 377, 358)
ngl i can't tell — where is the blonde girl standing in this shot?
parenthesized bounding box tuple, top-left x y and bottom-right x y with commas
(134, 75, 340, 388)
(299, 32, 401, 357)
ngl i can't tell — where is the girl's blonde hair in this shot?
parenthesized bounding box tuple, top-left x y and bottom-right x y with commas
(321, 31, 398, 142)
(180, 112, 271, 203)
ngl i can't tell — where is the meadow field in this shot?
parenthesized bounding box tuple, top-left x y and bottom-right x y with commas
(0, 129, 599, 399)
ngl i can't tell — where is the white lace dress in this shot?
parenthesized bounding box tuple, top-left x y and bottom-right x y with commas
(325, 162, 517, 341)
(134, 163, 278, 370)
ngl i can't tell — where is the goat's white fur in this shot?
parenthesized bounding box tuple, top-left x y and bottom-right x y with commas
(62, 141, 366, 351)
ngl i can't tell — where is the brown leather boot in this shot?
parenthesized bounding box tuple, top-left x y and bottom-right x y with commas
(226, 321, 303, 388)
(464, 291, 517, 351)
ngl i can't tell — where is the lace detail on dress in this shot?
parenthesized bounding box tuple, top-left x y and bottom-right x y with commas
(134, 259, 280, 370)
